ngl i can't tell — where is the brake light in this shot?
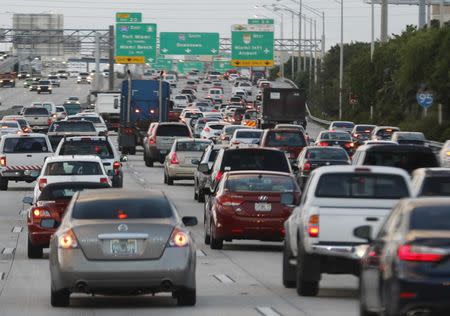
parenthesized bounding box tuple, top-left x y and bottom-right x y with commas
(353, 133, 359, 138)
(58, 229, 79, 249)
(100, 177, 108, 183)
(217, 194, 244, 207)
(0, 156, 6, 167)
(113, 161, 121, 169)
(168, 227, 189, 247)
(38, 178, 47, 190)
(149, 136, 156, 144)
(303, 161, 311, 172)
(344, 142, 355, 148)
(308, 215, 319, 237)
(215, 170, 223, 182)
(318, 142, 329, 147)
(47, 118, 52, 125)
(32, 208, 51, 219)
(397, 245, 445, 262)
(170, 152, 179, 164)
(204, 127, 210, 133)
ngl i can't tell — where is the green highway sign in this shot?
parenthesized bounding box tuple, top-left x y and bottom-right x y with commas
(115, 23, 157, 64)
(116, 12, 142, 23)
(231, 24, 274, 67)
(177, 61, 204, 73)
(213, 60, 233, 72)
(248, 18, 274, 25)
(159, 32, 220, 55)
(150, 58, 173, 70)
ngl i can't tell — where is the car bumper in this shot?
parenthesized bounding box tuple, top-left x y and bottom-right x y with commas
(167, 165, 196, 179)
(0, 168, 40, 181)
(50, 246, 196, 293)
(309, 244, 366, 260)
(215, 214, 287, 241)
(28, 223, 58, 247)
(148, 147, 170, 161)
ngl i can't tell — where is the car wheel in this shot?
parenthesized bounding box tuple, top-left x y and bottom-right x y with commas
(112, 176, 123, 188)
(296, 243, 319, 296)
(282, 240, 296, 288)
(167, 175, 174, 185)
(176, 288, 196, 306)
(27, 238, 43, 259)
(194, 182, 198, 200)
(121, 147, 129, 155)
(198, 189, 205, 203)
(210, 221, 223, 250)
(204, 215, 211, 245)
(51, 287, 70, 307)
(129, 147, 136, 155)
(0, 177, 8, 191)
(144, 152, 153, 167)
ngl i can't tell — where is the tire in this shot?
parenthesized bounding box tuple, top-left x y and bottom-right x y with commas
(176, 288, 196, 306)
(27, 238, 43, 259)
(129, 147, 136, 155)
(50, 288, 70, 307)
(204, 215, 211, 245)
(112, 175, 123, 188)
(163, 172, 168, 184)
(198, 189, 205, 203)
(145, 156, 153, 167)
(296, 243, 319, 297)
(282, 240, 296, 288)
(0, 177, 8, 191)
(194, 188, 198, 201)
(167, 176, 174, 185)
(121, 147, 129, 155)
(210, 221, 223, 250)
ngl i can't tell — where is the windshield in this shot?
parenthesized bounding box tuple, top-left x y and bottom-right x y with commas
(355, 125, 375, 133)
(175, 96, 187, 100)
(266, 131, 306, 147)
(44, 161, 103, 176)
(176, 141, 211, 152)
(3, 137, 50, 153)
(225, 126, 245, 136)
(59, 140, 114, 159)
(306, 148, 349, 160)
(49, 122, 96, 132)
(39, 81, 51, 85)
(315, 173, 409, 199)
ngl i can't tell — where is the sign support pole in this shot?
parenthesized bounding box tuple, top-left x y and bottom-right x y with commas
(108, 25, 115, 91)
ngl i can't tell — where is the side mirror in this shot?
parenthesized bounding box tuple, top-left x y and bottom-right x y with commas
(198, 163, 209, 173)
(191, 159, 200, 165)
(120, 155, 128, 162)
(22, 196, 33, 205)
(353, 225, 373, 242)
(182, 216, 198, 227)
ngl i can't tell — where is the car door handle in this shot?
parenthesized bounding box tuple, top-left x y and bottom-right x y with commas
(366, 217, 379, 222)
(27, 155, 32, 157)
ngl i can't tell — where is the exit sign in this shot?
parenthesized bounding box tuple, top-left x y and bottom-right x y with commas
(116, 12, 142, 23)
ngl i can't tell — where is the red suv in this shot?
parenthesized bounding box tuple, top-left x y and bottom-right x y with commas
(204, 171, 300, 249)
(25, 182, 110, 258)
(260, 129, 307, 165)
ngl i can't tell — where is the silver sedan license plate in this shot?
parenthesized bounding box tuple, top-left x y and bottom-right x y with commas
(110, 239, 137, 255)
(255, 203, 272, 212)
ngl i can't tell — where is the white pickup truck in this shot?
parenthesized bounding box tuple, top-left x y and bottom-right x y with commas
(0, 133, 54, 190)
(282, 165, 412, 296)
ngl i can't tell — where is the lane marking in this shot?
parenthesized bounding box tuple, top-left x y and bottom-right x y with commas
(196, 249, 206, 257)
(256, 307, 282, 316)
(2, 248, 15, 255)
(12, 226, 23, 233)
(213, 274, 235, 284)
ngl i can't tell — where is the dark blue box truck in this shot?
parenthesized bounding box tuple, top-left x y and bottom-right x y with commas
(118, 79, 171, 155)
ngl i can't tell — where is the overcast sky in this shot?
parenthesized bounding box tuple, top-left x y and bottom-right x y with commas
(0, 0, 428, 49)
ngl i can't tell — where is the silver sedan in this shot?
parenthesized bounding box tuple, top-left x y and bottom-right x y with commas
(49, 189, 198, 307)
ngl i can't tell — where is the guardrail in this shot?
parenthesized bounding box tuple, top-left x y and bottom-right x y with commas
(280, 77, 444, 151)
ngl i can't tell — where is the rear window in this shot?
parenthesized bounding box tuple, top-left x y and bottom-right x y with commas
(376, 128, 398, 139)
(355, 126, 375, 133)
(49, 121, 96, 132)
(176, 141, 210, 152)
(209, 124, 225, 130)
(24, 107, 49, 115)
(39, 184, 108, 201)
(410, 206, 450, 231)
(363, 150, 438, 173)
(222, 149, 290, 173)
(315, 173, 409, 199)
(306, 148, 349, 160)
(320, 132, 351, 141)
(420, 177, 450, 196)
(71, 116, 102, 124)
(266, 131, 306, 147)
(72, 197, 172, 219)
(333, 122, 354, 128)
(225, 126, 244, 136)
(175, 96, 187, 100)
(64, 104, 82, 115)
(226, 174, 295, 192)
(0, 122, 18, 128)
(156, 125, 191, 137)
(44, 161, 103, 176)
(184, 112, 203, 119)
(236, 131, 262, 138)
(59, 140, 114, 159)
(3, 137, 50, 153)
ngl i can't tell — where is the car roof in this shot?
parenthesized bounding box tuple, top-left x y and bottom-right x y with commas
(310, 165, 411, 177)
(399, 197, 450, 210)
(1, 133, 48, 139)
(63, 136, 109, 141)
(225, 170, 294, 177)
(356, 144, 433, 153)
(412, 167, 450, 177)
(175, 138, 210, 143)
(46, 155, 102, 162)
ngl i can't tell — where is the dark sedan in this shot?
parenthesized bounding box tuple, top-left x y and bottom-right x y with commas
(356, 198, 450, 316)
(315, 131, 356, 157)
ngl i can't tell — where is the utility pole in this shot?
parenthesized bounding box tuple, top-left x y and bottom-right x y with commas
(291, 11, 295, 79)
(309, 18, 313, 90)
(280, 13, 285, 78)
(419, 0, 426, 29)
(371, 0, 375, 60)
(440, 0, 445, 28)
(339, 0, 343, 120)
(427, 0, 432, 28)
(108, 25, 115, 91)
(314, 19, 317, 84)
(303, 18, 307, 72)
(298, 0, 302, 73)
(94, 32, 100, 90)
(381, 0, 388, 43)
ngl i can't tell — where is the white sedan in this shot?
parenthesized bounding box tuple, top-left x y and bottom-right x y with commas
(200, 121, 229, 141)
(66, 113, 108, 135)
(33, 155, 111, 201)
(230, 129, 263, 145)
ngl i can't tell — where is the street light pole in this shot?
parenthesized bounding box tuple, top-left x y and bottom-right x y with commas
(299, 0, 302, 72)
(371, 0, 375, 60)
(339, 0, 343, 120)
(303, 17, 307, 72)
(291, 11, 295, 79)
(381, 0, 388, 43)
(314, 19, 317, 84)
(309, 18, 313, 90)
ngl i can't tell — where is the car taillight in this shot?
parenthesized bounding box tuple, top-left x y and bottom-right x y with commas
(32, 208, 51, 219)
(38, 178, 47, 190)
(100, 177, 108, 183)
(58, 229, 79, 249)
(149, 136, 156, 144)
(47, 118, 52, 125)
(204, 127, 210, 133)
(397, 245, 445, 262)
(0, 156, 6, 167)
(170, 152, 179, 164)
(308, 215, 319, 237)
(303, 161, 311, 172)
(113, 161, 121, 169)
(344, 142, 355, 149)
(353, 133, 359, 138)
(318, 142, 329, 147)
(215, 170, 223, 182)
(217, 194, 244, 207)
(168, 227, 189, 247)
